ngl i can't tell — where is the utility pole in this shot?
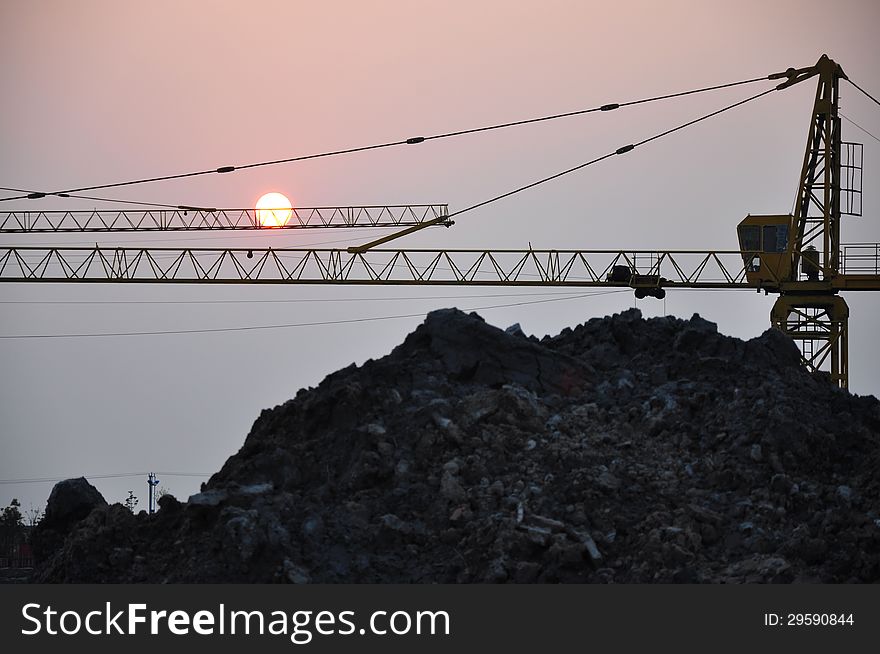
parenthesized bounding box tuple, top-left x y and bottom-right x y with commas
(147, 473, 160, 514)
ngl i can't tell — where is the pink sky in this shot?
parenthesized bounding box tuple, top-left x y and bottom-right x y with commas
(1, 0, 878, 509)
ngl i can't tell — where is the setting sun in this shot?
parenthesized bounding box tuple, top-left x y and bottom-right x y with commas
(255, 192, 293, 228)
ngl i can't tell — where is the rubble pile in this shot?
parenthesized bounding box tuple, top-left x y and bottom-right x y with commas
(33, 308, 880, 582)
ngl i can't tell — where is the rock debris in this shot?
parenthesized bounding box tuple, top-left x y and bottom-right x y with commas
(32, 308, 880, 583)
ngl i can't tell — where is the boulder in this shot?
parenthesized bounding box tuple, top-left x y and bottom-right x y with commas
(31, 477, 107, 562)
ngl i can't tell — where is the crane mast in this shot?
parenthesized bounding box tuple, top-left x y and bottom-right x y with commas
(770, 55, 861, 388)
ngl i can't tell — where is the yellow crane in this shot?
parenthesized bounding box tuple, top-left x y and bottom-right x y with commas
(1, 55, 877, 388)
(733, 55, 877, 388)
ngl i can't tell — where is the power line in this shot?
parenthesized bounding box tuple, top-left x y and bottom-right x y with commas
(0, 289, 629, 339)
(154, 472, 212, 477)
(411, 76, 770, 141)
(841, 113, 880, 144)
(846, 78, 880, 108)
(0, 74, 774, 203)
(0, 471, 212, 485)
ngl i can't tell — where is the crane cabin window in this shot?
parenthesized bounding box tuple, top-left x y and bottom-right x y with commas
(738, 224, 789, 253)
(737, 225, 761, 271)
(738, 222, 789, 273)
(762, 224, 789, 253)
(738, 225, 761, 252)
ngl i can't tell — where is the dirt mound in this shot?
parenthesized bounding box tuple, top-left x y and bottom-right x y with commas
(33, 308, 880, 583)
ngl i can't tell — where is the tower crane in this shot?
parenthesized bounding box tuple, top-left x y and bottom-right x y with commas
(735, 56, 872, 388)
(0, 55, 877, 388)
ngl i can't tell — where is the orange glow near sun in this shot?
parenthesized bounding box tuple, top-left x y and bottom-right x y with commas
(255, 192, 293, 228)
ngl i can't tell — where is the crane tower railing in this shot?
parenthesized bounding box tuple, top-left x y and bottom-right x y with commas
(841, 243, 880, 275)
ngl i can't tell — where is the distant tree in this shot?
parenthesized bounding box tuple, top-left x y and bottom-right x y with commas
(0, 499, 24, 558)
(22, 505, 43, 527)
(124, 491, 139, 513)
(1, 499, 22, 528)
